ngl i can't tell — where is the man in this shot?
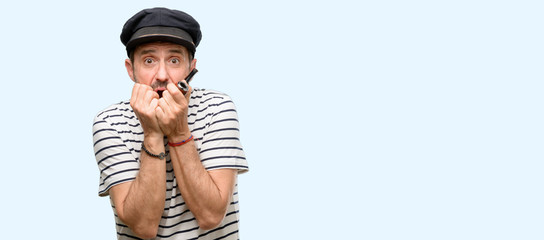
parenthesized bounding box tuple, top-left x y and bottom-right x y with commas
(92, 7, 249, 239)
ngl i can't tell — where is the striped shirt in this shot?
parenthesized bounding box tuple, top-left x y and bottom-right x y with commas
(92, 88, 249, 239)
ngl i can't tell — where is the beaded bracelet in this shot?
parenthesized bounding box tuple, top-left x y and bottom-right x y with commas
(141, 143, 167, 160)
(168, 135, 194, 147)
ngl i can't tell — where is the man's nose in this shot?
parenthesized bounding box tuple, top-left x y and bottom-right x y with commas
(155, 61, 169, 82)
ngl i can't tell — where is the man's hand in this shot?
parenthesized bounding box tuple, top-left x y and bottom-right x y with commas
(130, 83, 162, 139)
(156, 81, 192, 142)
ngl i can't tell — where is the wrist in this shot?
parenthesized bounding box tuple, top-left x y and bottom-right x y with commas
(141, 142, 167, 160)
(168, 135, 194, 147)
(143, 135, 165, 151)
(167, 132, 192, 143)
(145, 133, 164, 143)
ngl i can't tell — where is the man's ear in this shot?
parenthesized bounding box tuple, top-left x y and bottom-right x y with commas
(190, 58, 197, 71)
(125, 59, 136, 82)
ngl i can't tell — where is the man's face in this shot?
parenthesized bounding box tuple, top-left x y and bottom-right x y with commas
(125, 42, 196, 96)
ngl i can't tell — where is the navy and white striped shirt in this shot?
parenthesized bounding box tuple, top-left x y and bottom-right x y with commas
(93, 88, 249, 239)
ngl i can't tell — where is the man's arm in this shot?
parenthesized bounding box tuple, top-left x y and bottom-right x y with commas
(109, 83, 166, 239)
(109, 136, 166, 239)
(169, 143, 237, 230)
(157, 83, 238, 230)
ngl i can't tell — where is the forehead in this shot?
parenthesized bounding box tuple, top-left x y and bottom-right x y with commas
(133, 42, 188, 55)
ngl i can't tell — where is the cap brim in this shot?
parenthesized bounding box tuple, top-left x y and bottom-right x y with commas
(126, 26, 196, 55)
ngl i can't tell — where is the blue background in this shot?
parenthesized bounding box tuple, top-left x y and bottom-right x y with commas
(0, 0, 542, 239)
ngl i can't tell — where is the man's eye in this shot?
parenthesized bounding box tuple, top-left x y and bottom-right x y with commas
(145, 58, 154, 64)
(171, 58, 180, 64)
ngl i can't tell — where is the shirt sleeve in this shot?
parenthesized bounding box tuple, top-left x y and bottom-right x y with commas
(198, 94, 249, 173)
(92, 112, 140, 197)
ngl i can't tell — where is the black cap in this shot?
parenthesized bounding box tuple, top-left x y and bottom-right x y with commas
(121, 7, 202, 57)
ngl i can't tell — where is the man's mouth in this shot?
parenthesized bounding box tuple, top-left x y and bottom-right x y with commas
(156, 88, 166, 98)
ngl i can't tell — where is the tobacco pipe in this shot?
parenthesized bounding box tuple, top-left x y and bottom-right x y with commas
(178, 69, 198, 94)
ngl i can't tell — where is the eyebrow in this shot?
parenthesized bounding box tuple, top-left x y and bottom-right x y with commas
(138, 48, 184, 56)
(140, 49, 156, 55)
(169, 49, 184, 54)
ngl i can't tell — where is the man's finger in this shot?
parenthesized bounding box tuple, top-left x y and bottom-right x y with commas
(144, 88, 160, 106)
(185, 84, 192, 102)
(161, 88, 175, 107)
(157, 97, 172, 117)
(155, 105, 164, 120)
(150, 97, 159, 108)
(167, 82, 185, 103)
(130, 83, 141, 108)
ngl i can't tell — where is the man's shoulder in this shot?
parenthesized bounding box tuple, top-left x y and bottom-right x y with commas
(94, 101, 134, 123)
(192, 88, 231, 99)
(191, 88, 234, 109)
